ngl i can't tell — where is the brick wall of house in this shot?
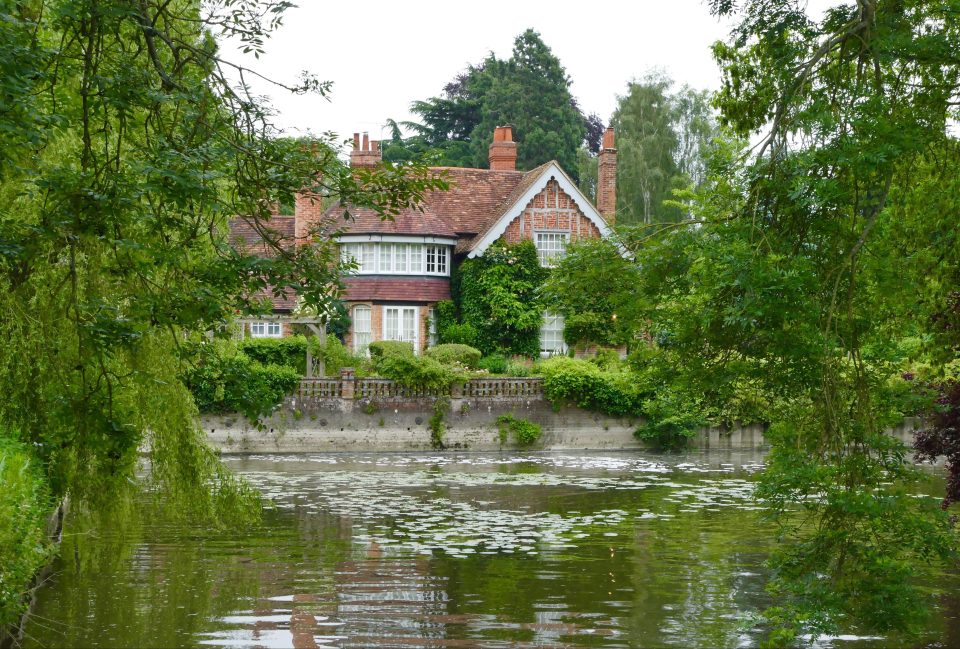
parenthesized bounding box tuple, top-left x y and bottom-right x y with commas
(294, 191, 326, 244)
(343, 301, 436, 354)
(502, 179, 602, 245)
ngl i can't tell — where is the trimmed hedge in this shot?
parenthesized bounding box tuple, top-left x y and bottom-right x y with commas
(239, 335, 307, 371)
(426, 344, 482, 369)
(376, 354, 454, 391)
(368, 340, 415, 362)
(440, 323, 478, 347)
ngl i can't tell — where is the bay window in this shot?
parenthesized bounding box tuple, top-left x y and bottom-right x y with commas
(340, 241, 450, 276)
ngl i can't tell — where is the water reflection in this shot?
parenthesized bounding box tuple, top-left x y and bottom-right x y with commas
(19, 451, 955, 648)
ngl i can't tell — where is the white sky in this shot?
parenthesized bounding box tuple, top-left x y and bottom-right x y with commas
(224, 0, 740, 146)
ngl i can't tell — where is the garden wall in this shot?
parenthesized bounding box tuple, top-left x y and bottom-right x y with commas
(203, 376, 777, 453)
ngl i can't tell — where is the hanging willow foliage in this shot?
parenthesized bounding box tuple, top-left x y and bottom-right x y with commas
(0, 0, 445, 519)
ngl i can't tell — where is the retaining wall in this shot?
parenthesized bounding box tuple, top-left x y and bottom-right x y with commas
(203, 377, 923, 454)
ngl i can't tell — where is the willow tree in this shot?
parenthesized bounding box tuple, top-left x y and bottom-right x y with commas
(0, 0, 442, 515)
(632, 0, 960, 642)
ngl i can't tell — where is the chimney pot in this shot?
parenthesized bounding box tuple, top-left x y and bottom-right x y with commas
(602, 127, 615, 150)
(350, 129, 382, 168)
(488, 125, 517, 171)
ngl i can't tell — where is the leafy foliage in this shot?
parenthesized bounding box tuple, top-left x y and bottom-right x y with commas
(0, 434, 54, 629)
(368, 340, 415, 362)
(496, 415, 542, 446)
(621, 0, 960, 640)
(239, 336, 309, 371)
(375, 355, 454, 392)
(542, 238, 640, 348)
(0, 0, 443, 517)
(457, 240, 548, 357)
(538, 357, 643, 418)
(182, 342, 301, 422)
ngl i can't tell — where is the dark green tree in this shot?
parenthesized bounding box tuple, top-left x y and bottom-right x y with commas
(386, 30, 588, 179)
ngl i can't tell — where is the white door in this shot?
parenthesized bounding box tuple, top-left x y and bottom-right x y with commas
(383, 306, 419, 351)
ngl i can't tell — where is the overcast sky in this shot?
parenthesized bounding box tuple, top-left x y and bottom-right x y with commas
(223, 0, 744, 146)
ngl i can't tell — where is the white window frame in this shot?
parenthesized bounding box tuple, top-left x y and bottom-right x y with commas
(539, 312, 566, 357)
(424, 245, 450, 276)
(250, 321, 282, 338)
(340, 242, 451, 277)
(535, 231, 569, 267)
(353, 305, 372, 355)
(382, 305, 419, 352)
(427, 307, 438, 347)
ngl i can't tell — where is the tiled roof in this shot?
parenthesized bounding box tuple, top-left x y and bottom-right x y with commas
(326, 167, 526, 240)
(459, 161, 555, 253)
(228, 216, 296, 253)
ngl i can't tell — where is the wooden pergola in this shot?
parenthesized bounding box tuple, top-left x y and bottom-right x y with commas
(234, 315, 329, 378)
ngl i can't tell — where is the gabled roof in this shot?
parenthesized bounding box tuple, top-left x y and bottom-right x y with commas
(465, 161, 614, 258)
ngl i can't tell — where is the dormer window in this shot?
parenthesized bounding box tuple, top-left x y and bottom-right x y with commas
(535, 231, 569, 267)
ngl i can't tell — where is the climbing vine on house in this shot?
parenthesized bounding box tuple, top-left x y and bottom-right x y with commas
(455, 240, 548, 356)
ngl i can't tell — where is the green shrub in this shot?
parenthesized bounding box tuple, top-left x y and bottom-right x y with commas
(426, 343, 482, 368)
(538, 356, 644, 417)
(368, 340, 415, 363)
(590, 348, 623, 371)
(634, 391, 704, 451)
(441, 323, 478, 347)
(376, 354, 454, 391)
(311, 337, 367, 376)
(0, 435, 54, 628)
(506, 361, 532, 377)
(239, 335, 308, 370)
(496, 414, 542, 446)
(183, 344, 301, 422)
(478, 353, 508, 374)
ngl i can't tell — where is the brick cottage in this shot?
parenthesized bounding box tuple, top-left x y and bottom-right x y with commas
(230, 125, 618, 355)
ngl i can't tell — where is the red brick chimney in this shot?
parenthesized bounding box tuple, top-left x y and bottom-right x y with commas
(350, 131, 381, 168)
(488, 125, 517, 171)
(596, 127, 617, 225)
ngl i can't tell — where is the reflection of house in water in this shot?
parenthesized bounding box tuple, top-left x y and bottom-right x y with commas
(333, 545, 453, 646)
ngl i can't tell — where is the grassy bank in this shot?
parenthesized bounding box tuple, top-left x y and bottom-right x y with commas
(0, 435, 55, 634)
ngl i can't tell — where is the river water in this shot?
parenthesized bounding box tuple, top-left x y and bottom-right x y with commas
(20, 451, 960, 648)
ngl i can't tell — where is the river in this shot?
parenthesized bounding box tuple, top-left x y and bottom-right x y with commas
(19, 451, 960, 648)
